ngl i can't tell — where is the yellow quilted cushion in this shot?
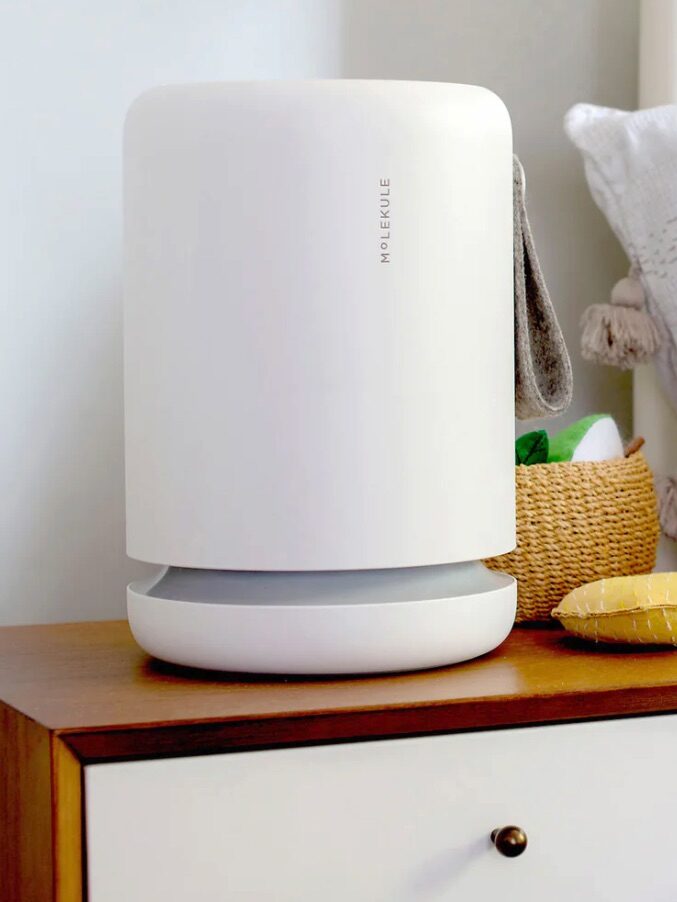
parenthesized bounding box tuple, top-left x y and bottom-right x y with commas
(552, 573, 677, 645)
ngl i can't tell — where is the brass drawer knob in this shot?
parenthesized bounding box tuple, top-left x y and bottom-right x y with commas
(491, 825, 528, 857)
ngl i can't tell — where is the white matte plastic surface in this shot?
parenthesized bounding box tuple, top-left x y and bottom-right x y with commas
(124, 80, 514, 571)
(127, 569, 516, 674)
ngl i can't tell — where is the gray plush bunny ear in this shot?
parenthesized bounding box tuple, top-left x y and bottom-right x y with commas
(513, 155, 573, 420)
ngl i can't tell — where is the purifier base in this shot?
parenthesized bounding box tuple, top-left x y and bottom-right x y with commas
(127, 567, 516, 675)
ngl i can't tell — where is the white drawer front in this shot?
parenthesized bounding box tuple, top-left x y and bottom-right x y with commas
(86, 715, 677, 901)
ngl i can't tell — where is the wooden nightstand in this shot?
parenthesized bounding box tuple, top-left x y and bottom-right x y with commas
(3, 622, 677, 901)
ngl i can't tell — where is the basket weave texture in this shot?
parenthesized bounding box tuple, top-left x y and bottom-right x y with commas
(483, 451, 660, 622)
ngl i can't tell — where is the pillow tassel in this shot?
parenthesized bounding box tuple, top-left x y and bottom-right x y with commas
(580, 269, 661, 369)
(657, 475, 677, 540)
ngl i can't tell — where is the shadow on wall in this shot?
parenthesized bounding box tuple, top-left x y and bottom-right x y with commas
(338, 0, 637, 437)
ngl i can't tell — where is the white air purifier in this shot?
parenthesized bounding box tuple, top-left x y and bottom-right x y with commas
(124, 80, 516, 674)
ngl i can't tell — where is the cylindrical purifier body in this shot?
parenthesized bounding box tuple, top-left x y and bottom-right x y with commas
(124, 80, 515, 573)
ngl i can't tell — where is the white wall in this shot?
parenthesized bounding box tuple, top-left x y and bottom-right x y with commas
(2, 0, 638, 625)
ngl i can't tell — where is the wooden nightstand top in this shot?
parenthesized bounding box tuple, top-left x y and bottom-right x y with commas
(4, 621, 677, 902)
(2, 620, 677, 761)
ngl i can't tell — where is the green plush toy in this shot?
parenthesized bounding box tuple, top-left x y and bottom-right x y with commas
(547, 414, 624, 463)
(515, 430, 549, 465)
(515, 415, 624, 466)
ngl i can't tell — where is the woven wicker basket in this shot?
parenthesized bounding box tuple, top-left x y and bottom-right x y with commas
(484, 451, 660, 622)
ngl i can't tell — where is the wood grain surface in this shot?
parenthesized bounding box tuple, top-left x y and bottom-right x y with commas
(51, 738, 83, 902)
(2, 621, 677, 761)
(0, 704, 53, 901)
(0, 709, 83, 901)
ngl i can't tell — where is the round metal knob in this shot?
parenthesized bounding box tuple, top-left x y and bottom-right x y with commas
(491, 825, 528, 858)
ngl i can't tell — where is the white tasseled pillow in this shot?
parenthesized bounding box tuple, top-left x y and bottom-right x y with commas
(565, 103, 677, 409)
